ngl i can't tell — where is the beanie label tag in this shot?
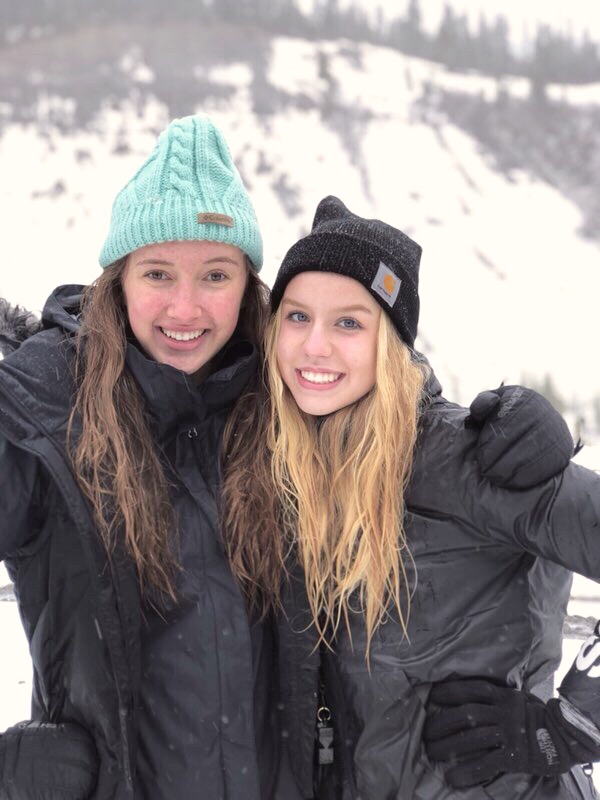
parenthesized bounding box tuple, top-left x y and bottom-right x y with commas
(198, 212, 234, 227)
(371, 262, 400, 307)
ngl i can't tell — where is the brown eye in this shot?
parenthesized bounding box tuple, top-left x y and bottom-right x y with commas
(206, 271, 227, 282)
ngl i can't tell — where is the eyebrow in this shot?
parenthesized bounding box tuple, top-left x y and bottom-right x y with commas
(281, 297, 374, 315)
(134, 256, 242, 267)
(135, 259, 172, 266)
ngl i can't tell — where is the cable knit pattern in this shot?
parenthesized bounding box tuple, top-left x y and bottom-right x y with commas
(99, 115, 263, 269)
(168, 122, 195, 196)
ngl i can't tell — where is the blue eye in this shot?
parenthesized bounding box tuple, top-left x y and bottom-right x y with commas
(288, 311, 309, 323)
(338, 318, 361, 330)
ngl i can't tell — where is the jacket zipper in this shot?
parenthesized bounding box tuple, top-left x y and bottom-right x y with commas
(314, 642, 334, 795)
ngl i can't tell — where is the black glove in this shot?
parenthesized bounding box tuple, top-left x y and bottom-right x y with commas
(466, 385, 575, 489)
(0, 720, 98, 799)
(423, 679, 600, 788)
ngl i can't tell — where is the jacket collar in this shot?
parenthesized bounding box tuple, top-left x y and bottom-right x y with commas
(39, 283, 258, 437)
(124, 334, 258, 439)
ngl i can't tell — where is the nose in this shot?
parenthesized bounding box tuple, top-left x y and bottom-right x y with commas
(303, 322, 332, 359)
(166, 281, 201, 322)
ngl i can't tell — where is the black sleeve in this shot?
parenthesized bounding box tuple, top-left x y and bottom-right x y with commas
(461, 458, 600, 583)
(0, 435, 45, 559)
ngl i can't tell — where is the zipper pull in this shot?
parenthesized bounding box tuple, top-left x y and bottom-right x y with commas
(316, 705, 334, 765)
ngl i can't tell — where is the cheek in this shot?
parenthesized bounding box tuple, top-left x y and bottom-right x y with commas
(125, 295, 156, 332)
(211, 286, 245, 327)
(124, 299, 143, 332)
(368, 341, 378, 380)
(352, 340, 378, 387)
(275, 331, 291, 373)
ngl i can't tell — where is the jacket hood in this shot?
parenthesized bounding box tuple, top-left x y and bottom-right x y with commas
(0, 299, 43, 356)
(41, 284, 85, 334)
(0, 285, 84, 358)
(415, 350, 443, 399)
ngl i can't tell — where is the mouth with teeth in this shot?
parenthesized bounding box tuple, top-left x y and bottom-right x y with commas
(296, 369, 343, 388)
(160, 327, 206, 343)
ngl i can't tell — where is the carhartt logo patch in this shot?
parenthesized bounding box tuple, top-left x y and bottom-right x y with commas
(371, 261, 400, 307)
(197, 212, 234, 227)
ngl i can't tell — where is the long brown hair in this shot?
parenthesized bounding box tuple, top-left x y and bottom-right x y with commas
(223, 309, 427, 654)
(68, 257, 268, 600)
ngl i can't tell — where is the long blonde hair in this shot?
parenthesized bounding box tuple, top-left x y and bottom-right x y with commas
(223, 308, 427, 653)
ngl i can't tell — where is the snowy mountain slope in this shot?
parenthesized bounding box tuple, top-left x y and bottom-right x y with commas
(1, 35, 599, 412)
(0, 29, 599, 786)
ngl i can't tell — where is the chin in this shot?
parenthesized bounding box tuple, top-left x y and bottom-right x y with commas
(294, 397, 344, 417)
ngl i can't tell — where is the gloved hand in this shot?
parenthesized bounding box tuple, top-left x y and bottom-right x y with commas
(559, 620, 600, 737)
(423, 679, 600, 788)
(0, 720, 98, 799)
(466, 384, 575, 489)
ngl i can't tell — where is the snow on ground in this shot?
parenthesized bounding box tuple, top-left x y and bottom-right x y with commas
(0, 600, 31, 723)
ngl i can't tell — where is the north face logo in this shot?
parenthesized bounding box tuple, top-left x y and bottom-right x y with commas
(536, 728, 559, 766)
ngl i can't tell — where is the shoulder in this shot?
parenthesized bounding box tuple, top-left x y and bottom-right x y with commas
(418, 386, 574, 491)
(419, 395, 472, 447)
(415, 397, 478, 479)
(1, 327, 74, 383)
(0, 329, 76, 443)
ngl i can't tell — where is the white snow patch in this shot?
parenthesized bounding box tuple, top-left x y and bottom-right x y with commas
(208, 62, 254, 88)
(119, 48, 155, 84)
(0, 605, 31, 724)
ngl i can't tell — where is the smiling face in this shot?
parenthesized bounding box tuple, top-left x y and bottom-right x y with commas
(275, 271, 381, 416)
(121, 240, 248, 378)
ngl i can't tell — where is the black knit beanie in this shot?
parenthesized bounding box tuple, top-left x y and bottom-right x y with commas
(271, 195, 421, 348)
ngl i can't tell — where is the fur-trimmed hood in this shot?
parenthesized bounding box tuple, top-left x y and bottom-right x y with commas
(0, 285, 84, 357)
(0, 299, 42, 355)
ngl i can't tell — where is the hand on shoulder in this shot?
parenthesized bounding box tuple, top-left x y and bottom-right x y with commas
(466, 384, 575, 490)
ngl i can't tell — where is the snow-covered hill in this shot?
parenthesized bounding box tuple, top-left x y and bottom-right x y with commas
(1, 33, 599, 415)
(1, 26, 599, 789)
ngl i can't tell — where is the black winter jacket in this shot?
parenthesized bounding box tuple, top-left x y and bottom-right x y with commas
(0, 286, 278, 799)
(279, 382, 600, 800)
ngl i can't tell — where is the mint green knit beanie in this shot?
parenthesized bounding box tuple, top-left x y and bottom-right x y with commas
(99, 115, 263, 270)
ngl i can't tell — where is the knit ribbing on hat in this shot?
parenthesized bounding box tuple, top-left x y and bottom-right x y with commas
(99, 115, 263, 269)
(271, 195, 421, 347)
